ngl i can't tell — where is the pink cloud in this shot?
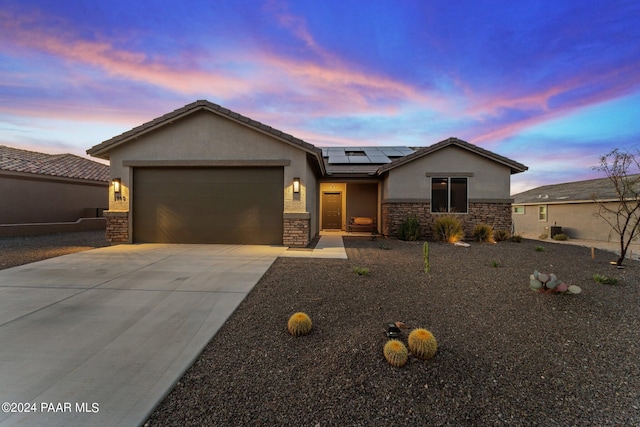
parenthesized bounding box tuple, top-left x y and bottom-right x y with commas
(1, 9, 448, 121)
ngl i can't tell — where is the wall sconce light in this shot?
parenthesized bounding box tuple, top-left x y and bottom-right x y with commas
(112, 178, 121, 200)
(293, 177, 300, 194)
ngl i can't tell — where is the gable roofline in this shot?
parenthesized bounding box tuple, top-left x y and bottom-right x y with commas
(86, 100, 326, 174)
(375, 137, 528, 175)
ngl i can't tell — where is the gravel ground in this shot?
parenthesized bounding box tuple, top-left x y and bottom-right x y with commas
(0, 231, 110, 270)
(2, 233, 637, 425)
(147, 237, 640, 427)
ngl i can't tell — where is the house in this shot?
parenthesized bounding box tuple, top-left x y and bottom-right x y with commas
(87, 100, 527, 245)
(0, 145, 109, 236)
(512, 175, 638, 242)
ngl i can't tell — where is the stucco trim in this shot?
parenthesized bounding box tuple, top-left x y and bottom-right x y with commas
(469, 198, 514, 203)
(0, 170, 108, 186)
(283, 212, 311, 219)
(382, 198, 430, 203)
(425, 172, 474, 177)
(122, 160, 291, 167)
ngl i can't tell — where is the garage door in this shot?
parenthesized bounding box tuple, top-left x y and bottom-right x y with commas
(133, 167, 283, 244)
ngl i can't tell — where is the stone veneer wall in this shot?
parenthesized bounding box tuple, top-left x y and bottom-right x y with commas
(381, 202, 512, 239)
(104, 211, 129, 243)
(283, 217, 310, 247)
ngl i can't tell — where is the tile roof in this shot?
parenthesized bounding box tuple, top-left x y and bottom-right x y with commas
(87, 100, 323, 161)
(376, 137, 528, 175)
(0, 145, 109, 182)
(512, 175, 639, 204)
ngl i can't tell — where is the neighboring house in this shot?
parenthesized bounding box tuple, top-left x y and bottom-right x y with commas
(0, 145, 109, 227)
(512, 175, 638, 241)
(87, 100, 527, 245)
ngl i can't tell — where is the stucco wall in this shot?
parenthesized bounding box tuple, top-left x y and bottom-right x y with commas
(106, 109, 315, 219)
(0, 173, 107, 224)
(513, 201, 626, 242)
(383, 146, 512, 202)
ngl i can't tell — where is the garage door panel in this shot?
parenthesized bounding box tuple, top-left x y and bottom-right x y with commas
(133, 168, 283, 244)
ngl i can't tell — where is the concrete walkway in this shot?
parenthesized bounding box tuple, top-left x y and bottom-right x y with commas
(0, 244, 287, 427)
(281, 233, 349, 259)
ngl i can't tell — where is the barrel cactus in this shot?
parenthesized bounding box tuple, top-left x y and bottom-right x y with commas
(408, 328, 438, 360)
(383, 339, 408, 367)
(287, 312, 312, 336)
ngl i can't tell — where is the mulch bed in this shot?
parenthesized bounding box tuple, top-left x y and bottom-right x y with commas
(147, 237, 640, 426)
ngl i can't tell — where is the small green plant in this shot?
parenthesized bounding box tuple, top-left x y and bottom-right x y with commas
(553, 233, 568, 241)
(593, 274, 619, 285)
(529, 270, 581, 294)
(398, 215, 421, 241)
(408, 328, 438, 360)
(493, 229, 511, 242)
(534, 245, 545, 252)
(423, 242, 430, 273)
(432, 215, 464, 243)
(287, 312, 313, 336)
(511, 234, 523, 243)
(379, 242, 390, 250)
(472, 223, 495, 243)
(383, 339, 408, 367)
(490, 260, 499, 268)
(353, 266, 370, 276)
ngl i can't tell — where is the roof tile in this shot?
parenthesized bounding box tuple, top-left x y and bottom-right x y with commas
(0, 145, 109, 182)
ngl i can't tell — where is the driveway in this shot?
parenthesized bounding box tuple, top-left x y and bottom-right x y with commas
(0, 243, 286, 427)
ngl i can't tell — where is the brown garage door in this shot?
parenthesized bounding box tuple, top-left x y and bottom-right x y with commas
(133, 167, 283, 244)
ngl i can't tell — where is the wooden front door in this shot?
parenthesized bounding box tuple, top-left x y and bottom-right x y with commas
(322, 192, 342, 229)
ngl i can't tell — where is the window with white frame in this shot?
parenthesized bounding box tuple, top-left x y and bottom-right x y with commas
(538, 205, 547, 221)
(431, 177, 468, 213)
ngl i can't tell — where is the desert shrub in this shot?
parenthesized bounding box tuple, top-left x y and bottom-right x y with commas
(553, 233, 568, 241)
(398, 215, 421, 241)
(472, 223, 494, 243)
(490, 260, 499, 268)
(408, 328, 438, 360)
(383, 339, 408, 367)
(511, 234, 523, 243)
(593, 274, 619, 285)
(287, 312, 312, 336)
(493, 229, 510, 242)
(534, 245, 545, 252)
(353, 266, 370, 276)
(432, 215, 464, 243)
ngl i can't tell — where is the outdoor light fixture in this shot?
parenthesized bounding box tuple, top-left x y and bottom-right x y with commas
(112, 178, 121, 200)
(293, 177, 300, 193)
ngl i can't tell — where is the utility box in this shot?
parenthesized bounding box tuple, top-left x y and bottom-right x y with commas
(550, 226, 563, 238)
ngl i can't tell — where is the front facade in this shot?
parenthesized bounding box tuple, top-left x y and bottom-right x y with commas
(87, 100, 527, 246)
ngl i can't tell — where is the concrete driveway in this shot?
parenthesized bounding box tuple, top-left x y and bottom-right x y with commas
(0, 243, 286, 427)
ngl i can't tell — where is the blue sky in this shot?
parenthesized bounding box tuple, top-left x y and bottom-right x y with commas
(1, 0, 639, 193)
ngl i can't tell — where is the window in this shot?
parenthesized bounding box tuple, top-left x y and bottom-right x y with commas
(513, 206, 525, 215)
(431, 177, 468, 213)
(538, 205, 547, 221)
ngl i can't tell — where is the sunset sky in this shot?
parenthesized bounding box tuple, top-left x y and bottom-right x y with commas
(1, 0, 639, 193)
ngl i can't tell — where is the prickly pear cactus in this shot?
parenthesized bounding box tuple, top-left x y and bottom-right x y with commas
(529, 271, 581, 294)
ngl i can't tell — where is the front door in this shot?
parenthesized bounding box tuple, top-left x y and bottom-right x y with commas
(322, 192, 342, 229)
